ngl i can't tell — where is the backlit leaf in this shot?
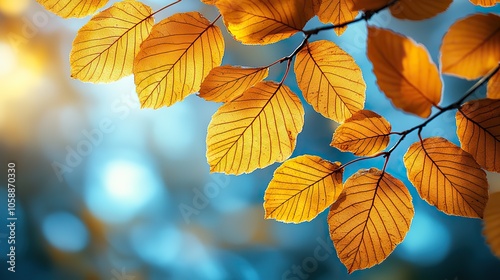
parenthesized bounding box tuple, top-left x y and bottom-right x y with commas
(316, 0, 358, 36)
(469, 0, 499, 7)
(199, 66, 269, 103)
(295, 40, 366, 123)
(456, 99, 500, 172)
(215, 0, 319, 44)
(36, 0, 108, 18)
(264, 155, 343, 223)
(441, 13, 500, 80)
(331, 110, 391, 156)
(404, 137, 489, 218)
(70, 0, 153, 83)
(484, 192, 500, 258)
(488, 71, 500, 99)
(207, 81, 304, 174)
(134, 12, 224, 108)
(353, 0, 452, 20)
(352, 0, 389, 11)
(390, 0, 452, 20)
(328, 168, 413, 273)
(367, 27, 442, 118)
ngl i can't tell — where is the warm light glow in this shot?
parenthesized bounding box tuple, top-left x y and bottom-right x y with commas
(0, 0, 30, 16)
(0, 43, 17, 76)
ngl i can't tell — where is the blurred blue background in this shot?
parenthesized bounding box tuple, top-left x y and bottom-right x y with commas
(0, 0, 499, 279)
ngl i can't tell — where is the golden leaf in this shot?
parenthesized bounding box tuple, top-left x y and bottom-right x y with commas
(484, 192, 500, 258)
(488, 71, 500, 99)
(294, 40, 366, 123)
(367, 27, 442, 118)
(264, 155, 343, 223)
(316, 0, 358, 36)
(70, 0, 153, 83)
(207, 81, 304, 175)
(199, 66, 269, 103)
(456, 99, 500, 172)
(215, 0, 319, 44)
(36, 0, 108, 18)
(331, 110, 391, 156)
(390, 0, 452, 20)
(404, 137, 489, 218)
(134, 12, 224, 108)
(441, 13, 500, 80)
(469, 0, 499, 7)
(328, 168, 413, 273)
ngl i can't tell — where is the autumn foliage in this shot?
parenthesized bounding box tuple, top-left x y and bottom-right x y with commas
(36, 0, 500, 273)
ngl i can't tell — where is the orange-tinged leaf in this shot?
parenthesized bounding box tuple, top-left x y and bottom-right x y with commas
(470, 0, 499, 7)
(264, 155, 343, 223)
(331, 110, 391, 156)
(352, 0, 389, 11)
(367, 27, 442, 118)
(295, 40, 366, 122)
(404, 137, 489, 218)
(484, 192, 500, 258)
(134, 12, 224, 108)
(70, 0, 153, 83)
(199, 66, 269, 103)
(215, 0, 319, 44)
(488, 71, 500, 99)
(328, 168, 413, 273)
(36, 0, 108, 18)
(316, 0, 358, 36)
(390, 0, 452, 20)
(456, 99, 500, 172)
(207, 81, 304, 174)
(441, 13, 500, 80)
(201, 0, 216, 5)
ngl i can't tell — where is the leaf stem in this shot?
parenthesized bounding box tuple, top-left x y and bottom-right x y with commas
(151, 0, 182, 17)
(211, 13, 222, 25)
(265, 1, 399, 81)
(451, 62, 500, 107)
(331, 63, 499, 175)
(279, 59, 293, 84)
(302, 0, 399, 35)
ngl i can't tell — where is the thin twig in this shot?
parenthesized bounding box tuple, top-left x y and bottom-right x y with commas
(151, 0, 182, 17)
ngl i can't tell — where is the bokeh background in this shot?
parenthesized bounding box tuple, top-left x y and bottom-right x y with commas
(1, 0, 499, 279)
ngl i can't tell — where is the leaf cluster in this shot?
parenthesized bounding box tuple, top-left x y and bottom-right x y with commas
(37, 0, 500, 273)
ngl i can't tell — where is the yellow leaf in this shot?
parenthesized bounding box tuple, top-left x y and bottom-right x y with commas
(264, 155, 343, 223)
(469, 0, 499, 7)
(484, 192, 500, 258)
(36, 0, 108, 18)
(316, 0, 358, 36)
(207, 81, 304, 174)
(134, 12, 224, 108)
(404, 137, 489, 218)
(367, 27, 442, 118)
(488, 71, 500, 99)
(441, 13, 500, 80)
(328, 168, 413, 273)
(352, 0, 389, 11)
(456, 99, 500, 172)
(331, 110, 391, 156)
(295, 40, 366, 122)
(390, 0, 452, 20)
(199, 66, 269, 103)
(215, 0, 319, 45)
(70, 0, 153, 83)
